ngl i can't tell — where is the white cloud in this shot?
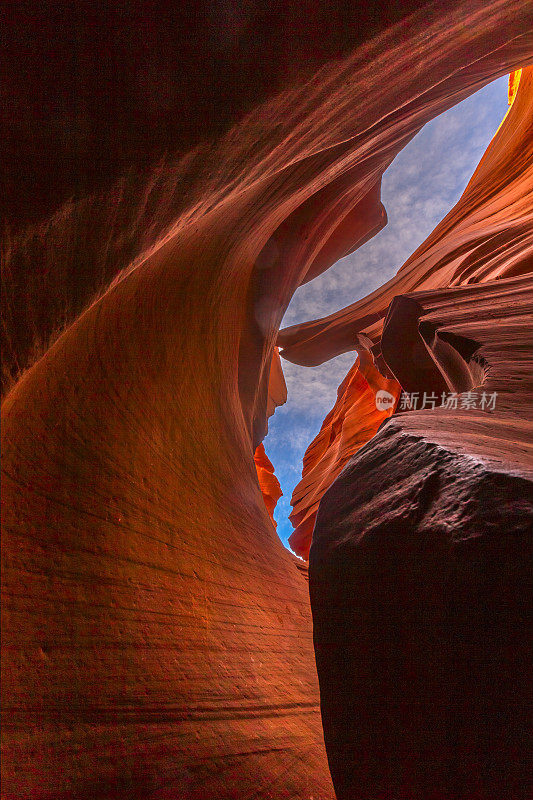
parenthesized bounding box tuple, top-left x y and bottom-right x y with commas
(283, 75, 508, 330)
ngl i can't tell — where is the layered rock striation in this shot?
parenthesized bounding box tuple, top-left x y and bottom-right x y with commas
(278, 67, 532, 367)
(288, 342, 400, 558)
(2, 2, 532, 798)
(302, 68, 533, 800)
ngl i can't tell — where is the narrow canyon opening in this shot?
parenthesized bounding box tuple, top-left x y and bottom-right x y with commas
(258, 74, 512, 556)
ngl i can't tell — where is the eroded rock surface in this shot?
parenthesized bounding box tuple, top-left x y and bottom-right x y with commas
(2, 2, 532, 798)
(254, 442, 283, 524)
(289, 342, 400, 558)
(311, 421, 532, 799)
(278, 66, 533, 366)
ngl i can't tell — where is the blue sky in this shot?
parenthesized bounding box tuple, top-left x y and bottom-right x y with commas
(264, 75, 509, 550)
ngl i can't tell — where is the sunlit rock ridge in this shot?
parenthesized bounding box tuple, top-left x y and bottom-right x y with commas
(1, 2, 532, 798)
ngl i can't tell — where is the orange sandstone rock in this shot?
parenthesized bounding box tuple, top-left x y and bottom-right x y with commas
(254, 347, 286, 524)
(254, 442, 283, 525)
(509, 68, 522, 105)
(1, 3, 532, 798)
(302, 64, 533, 800)
(289, 343, 400, 558)
(281, 66, 532, 563)
(312, 275, 533, 799)
(278, 65, 533, 367)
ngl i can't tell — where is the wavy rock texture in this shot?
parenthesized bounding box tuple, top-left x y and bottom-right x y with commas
(311, 276, 533, 799)
(254, 348, 286, 524)
(278, 66, 533, 367)
(2, 2, 532, 798)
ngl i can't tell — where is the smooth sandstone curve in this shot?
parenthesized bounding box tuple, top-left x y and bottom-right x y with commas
(2, 2, 532, 798)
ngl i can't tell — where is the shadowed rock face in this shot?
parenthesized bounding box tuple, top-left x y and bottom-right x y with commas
(306, 75, 533, 798)
(311, 277, 533, 799)
(1, 2, 532, 799)
(311, 425, 532, 800)
(3, 2, 431, 232)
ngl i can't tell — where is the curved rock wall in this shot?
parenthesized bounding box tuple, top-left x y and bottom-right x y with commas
(2, 2, 532, 798)
(306, 68, 532, 800)
(278, 66, 533, 366)
(289, 343, 401, 558)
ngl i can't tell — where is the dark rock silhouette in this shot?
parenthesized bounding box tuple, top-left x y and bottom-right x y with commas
(311, 275, 533, 798)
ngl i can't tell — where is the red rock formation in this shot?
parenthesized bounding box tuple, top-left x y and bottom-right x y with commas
(508, 68, 522, 105)
(311, 276, 532, 799)
(254, 442, 283, 524)
(300, 64, 533, 800)
(2, 3, 532, 798)
(278, 65, 533, 366)
(254, 347, 285, 523)
(265, 347, 288, 423)
(283, 66, 532, 558)
(289, 342, 401, 558)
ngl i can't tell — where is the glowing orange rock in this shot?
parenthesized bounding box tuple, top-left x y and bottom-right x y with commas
(254, 442, 282, 524)
(265, 347, 287, 420)
(254, 347, 286, 524)
(278, 65, 533, 368)
(281, 66, 532, 562)
(289, 342, 400, 558)
(508, 68, 522, 105)
(304, 67, 533, 800)
(312, 275, 533, 800)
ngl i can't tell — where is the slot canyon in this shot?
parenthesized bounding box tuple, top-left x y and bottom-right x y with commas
(2, 2, 532, 798)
